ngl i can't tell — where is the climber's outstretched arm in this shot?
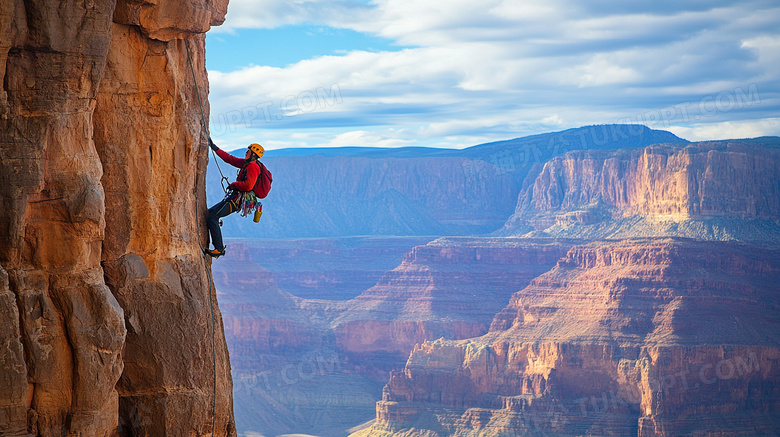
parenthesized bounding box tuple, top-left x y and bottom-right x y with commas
(209, 137, 245, 168)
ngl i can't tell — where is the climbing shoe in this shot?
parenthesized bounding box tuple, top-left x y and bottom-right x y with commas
(204, 247, 226, 258)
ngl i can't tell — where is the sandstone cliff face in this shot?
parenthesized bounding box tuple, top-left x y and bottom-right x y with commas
(0, 0, 234, 435)
(357, 239, 780, 436)
(499, 140, 780, 240)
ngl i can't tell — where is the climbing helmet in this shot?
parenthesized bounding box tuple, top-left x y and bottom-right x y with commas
(248, 143, 264, 159)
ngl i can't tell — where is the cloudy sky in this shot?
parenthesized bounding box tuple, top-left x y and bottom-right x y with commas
(205, 0, 780, 150)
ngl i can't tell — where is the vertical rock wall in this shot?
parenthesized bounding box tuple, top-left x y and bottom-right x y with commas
(526, 143, 780, 219)
(0, 0, 234, 435)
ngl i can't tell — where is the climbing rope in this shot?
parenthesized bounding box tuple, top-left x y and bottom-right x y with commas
(184, 37, 219, 437)
(184, 37, 230, 193)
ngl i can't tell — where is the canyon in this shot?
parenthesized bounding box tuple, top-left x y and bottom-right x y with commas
(212, 139, 780, 436)
(1, 1, 778, 436)
(1, 0, 235, 435)
(349, 140, 780, 436)
(214, 237, 575, 435)
(498, 138, 780, 241)
(358, 238, 780, 436)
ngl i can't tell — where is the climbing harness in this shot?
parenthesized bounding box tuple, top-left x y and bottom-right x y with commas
(184, 37, 219, 437)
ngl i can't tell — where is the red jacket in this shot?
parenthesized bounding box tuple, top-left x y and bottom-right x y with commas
(216, 149, 260, 192)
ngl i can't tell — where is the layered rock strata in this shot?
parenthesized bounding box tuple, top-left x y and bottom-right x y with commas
(0, 0, 234, 435)
(499, 139, 780, 240)
(217, 238, 574, 375)
(212, 243, 379, 437)
(214, 243, 332, 370)
(356, 239, 780, 436)
(333, 238, 575, 375)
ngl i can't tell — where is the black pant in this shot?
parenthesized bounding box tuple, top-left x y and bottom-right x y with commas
(206, 192, 240, 251)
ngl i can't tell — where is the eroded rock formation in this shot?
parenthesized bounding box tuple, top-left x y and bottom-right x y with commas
(348, 140, 780, 436)
(0, 0, 235, 435)
(499, 139, 780, 240)
(356, 239, 780, 436)
(333, 238, 575, 375)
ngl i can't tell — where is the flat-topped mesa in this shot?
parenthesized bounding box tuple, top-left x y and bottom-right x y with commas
(0, 0, 235, 435)
(356, 239, 780, 437)
(499, 139, 780, 240)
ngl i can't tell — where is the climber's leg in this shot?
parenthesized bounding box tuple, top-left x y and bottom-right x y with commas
(206, 195, 237, 254)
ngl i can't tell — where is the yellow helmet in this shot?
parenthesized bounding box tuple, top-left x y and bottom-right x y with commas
(248, 143, 264, 159)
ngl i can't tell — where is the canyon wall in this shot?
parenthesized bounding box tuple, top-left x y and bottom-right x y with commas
(0, 0, 234, 435)
(499, 139, 780, 240)
(218, 238, 575, 375)
(218, 237, 433, 300)
(359, 239, 780, 436)
(214, 154, 520, 239)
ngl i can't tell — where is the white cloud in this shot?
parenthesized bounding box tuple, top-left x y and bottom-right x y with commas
(212, 0, 374, 31)
(324, 130, 417, 148)
(741, 35, 780, 81)
(668, 118, 780, 141)
(207, 0, 780, 148)
(555, 56, 642, 87)
(541, 114, 565, 126)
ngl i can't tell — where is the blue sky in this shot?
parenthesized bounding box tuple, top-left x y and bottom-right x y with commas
(205, 0, 780, 150)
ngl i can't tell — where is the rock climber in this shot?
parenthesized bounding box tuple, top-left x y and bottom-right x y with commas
(204, 138, 265, 257)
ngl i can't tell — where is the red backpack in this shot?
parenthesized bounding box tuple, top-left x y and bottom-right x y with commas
(253, 162, 272, 198)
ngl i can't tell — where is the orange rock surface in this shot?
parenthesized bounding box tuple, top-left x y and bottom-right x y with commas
(0, 0, 235, 435)
(500, 140, 780, 240)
